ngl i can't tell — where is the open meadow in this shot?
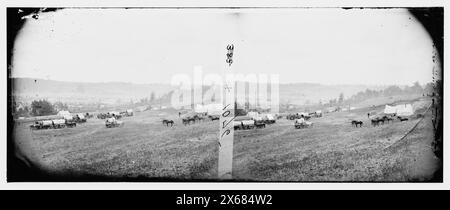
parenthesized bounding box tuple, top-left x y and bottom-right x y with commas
(13, 97, 440, 181)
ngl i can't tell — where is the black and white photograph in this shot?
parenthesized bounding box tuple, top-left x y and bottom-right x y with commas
(6, 6, 444, 184)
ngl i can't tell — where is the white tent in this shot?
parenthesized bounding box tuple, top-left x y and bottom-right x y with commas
(57, 110, 72, 120)
(57, 110, 71, 117)
(384, 105, 397, 114)
(264, 114, 275, 120)
(64, 115, 73, 120)
(384, 104, 414, 116)
(195, 103, 222, 115)
(194, 104, 208, 113)
(396, 104, 414, 116)
(247, 111, 259, 119)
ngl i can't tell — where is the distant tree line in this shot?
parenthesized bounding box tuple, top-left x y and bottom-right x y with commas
(326, 82, 434, 107)
(12, 99, 70, 118)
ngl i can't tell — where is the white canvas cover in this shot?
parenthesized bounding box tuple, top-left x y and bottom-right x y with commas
(195, 104, 222, 115)
(194, 104, 207, 113)
(110, 111, 120, 116)
(63, 115, 73, 120)
(52, 119, 66, 125)
(57, 110, 71, 117)
(254, 116, 264, 121)
(396, 104, 414, 116)
(384, 104, 414, 116)
(241, 120, 255, 126)
(233, 119, 254, 126)
(298, 112, 309, 117)
(384, 105, 397, 114)
(233, 121, 241, 127)
(207, 104, 223, 115)
(42, 120, 53, 126)
(295, 118, 305, 124)
(247, 111, 259, 119)
(264, 114, 275, 120)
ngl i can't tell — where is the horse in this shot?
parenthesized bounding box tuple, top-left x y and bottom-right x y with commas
(162, 119, 174, 127)
(398, 116, 409, 122)
(300, 114, 311, 120)
(165, 120, 174, 127)
(193, 114, 205, 122)
(371, 118, 380, 127)
(182, 118, 189, 126)
(188, 117, 196, 124)
(255, 123, 266, 129)
(254, 120, 266, 129)
(382, 116, 394, 124)
(351, 120, 363, 127)
(208, 115, 220, 121)
(182, 117, 196, 125)
(371, 117, 386, 126)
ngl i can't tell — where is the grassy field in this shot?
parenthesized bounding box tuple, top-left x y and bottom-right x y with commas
(13, 97, 440, 181)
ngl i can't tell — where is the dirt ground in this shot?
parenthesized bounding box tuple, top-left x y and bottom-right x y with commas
(12, 97, 441, 181)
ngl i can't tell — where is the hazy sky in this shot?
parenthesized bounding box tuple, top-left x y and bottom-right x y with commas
(12, 8, 436, 85)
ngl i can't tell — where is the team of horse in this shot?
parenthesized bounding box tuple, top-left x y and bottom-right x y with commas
(161, 110, 411, 129)
(162, 119, 174, 127)
(351, 115, 407, 128)
(370, 116, 395, 126)
(161, 113, 220, 127)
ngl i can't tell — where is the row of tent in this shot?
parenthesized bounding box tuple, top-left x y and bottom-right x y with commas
(247, 112, 276, 121)
(57, 110, 85, 120)
(326, 106, 357, 113)
(383, 104, 414, 116)
(194, 104, 223, 115)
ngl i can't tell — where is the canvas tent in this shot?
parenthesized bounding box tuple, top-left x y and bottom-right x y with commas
(247, 111, 259, 119)
(384, 104, 414, 116)
(57, 110, 72, 120)
(396, 104, 414, 116)
(384, 105, 397, 114)
(195, 103, 222, 115)
(57, 110, 71, 117)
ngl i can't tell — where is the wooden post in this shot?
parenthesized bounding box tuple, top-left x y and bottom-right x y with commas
(218, 44, 235, 179)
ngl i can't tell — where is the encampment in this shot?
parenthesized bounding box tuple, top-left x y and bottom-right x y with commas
(384, 105, 397, 114)
(58, 110, 73, 120)
(384, 104, 414, 116)
(247, 111, 259, 119)
(195, 104, 222, 115)
(57, 110, 71, 117)
(396, 104, 414, 116)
